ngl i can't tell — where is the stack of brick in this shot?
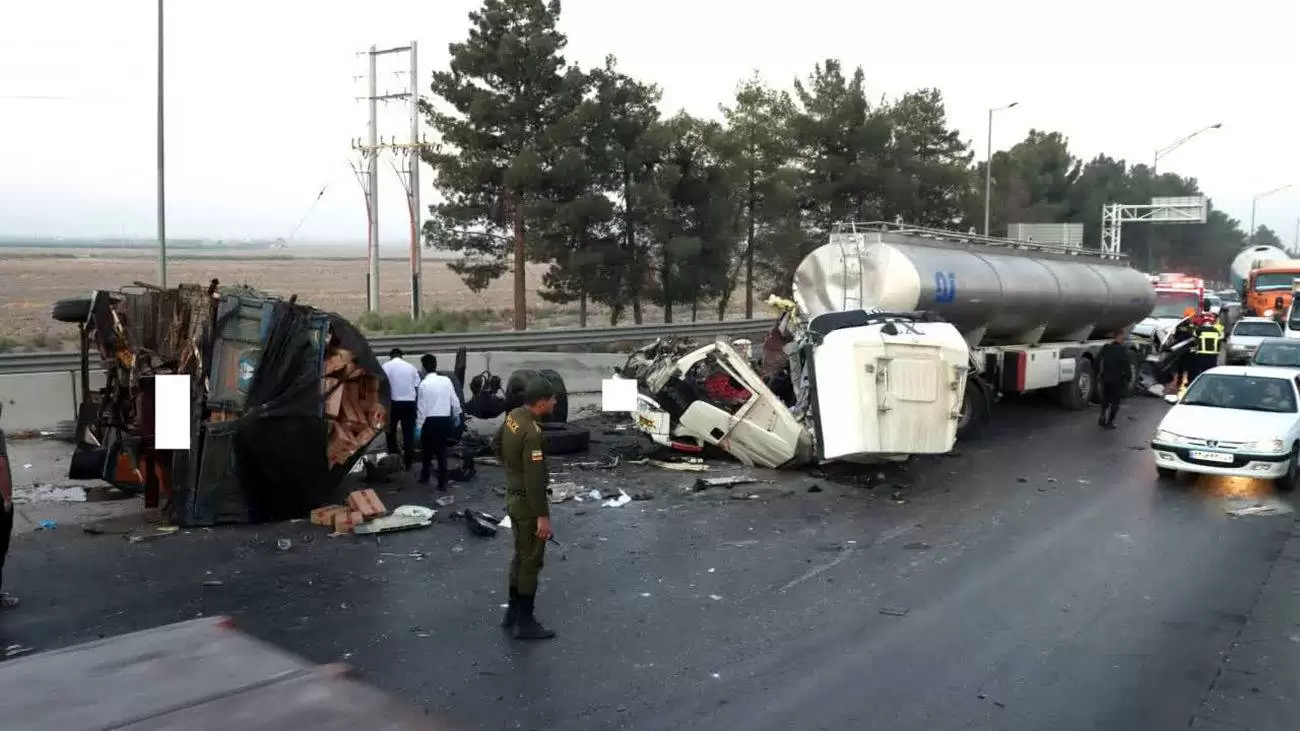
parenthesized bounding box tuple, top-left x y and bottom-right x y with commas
(308, 489, 388, 534)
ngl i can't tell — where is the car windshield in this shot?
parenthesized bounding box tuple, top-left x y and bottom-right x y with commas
(1253, 341, 1300, 367)
(1219, 291, 1241, 303)
(1253, 272, 1300, 291)
(1181, 374, 1297, 413)
(1151, 291, 1200, 318)
(1234, 321, 1284, 337)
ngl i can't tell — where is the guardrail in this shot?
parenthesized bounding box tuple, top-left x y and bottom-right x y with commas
(0, 319, 778, 376)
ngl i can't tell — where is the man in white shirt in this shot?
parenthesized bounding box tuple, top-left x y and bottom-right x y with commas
(416, 353, 463, 490)
(381, 348, 421, 469)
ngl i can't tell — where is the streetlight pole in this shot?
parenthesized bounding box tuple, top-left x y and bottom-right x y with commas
(1152, 122, 1222, 175)
(156, 0, 167, 287)
(983, 101, 1018, 237)
(1250, 184, 1292, 245)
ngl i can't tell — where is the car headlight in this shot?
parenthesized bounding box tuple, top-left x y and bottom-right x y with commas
(1245, 438, 1287, 453)
(1154, 429, 1184, 444)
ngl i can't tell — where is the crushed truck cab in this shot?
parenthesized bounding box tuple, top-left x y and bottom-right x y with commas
(628, 307, 969, 469)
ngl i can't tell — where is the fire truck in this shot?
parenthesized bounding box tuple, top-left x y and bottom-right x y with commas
(1131, 273, 1205, 348)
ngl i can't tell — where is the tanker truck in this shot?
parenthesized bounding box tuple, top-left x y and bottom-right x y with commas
(623, 222, 1157, 469)
(1230, 244, 1288, 297)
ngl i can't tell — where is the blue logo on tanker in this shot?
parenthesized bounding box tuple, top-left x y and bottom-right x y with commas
(934, 271, 957, 303)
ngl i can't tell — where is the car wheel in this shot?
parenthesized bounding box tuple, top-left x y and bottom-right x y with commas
(505, 368, 569, 424)
(539, 422, 589, 455)
(1156, 465, 1178, 483)
(1275, 444, 1299, 493)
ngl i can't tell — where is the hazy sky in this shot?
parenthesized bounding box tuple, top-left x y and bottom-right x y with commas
(3, 0, 1298, 249)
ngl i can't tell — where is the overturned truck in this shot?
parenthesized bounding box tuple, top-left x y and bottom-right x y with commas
(627, 222, 1158, 468)
(53, 282, 389, 525)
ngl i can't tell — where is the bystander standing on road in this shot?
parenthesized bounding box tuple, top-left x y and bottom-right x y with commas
(381, 348, 421, 469)
(0, 405, 18, 609)
(1096, 330, 1132, 430)
(416, 354, 461, 491)
(495, 379, 558, 640)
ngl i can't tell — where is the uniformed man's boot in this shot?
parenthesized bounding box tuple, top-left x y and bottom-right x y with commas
(513, 594, 556, 640)
(500, 587, 519, 629)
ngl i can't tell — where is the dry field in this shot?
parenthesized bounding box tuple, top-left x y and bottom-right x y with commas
(0, 250, 748, 350)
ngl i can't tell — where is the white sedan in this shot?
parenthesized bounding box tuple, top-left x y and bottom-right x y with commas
(1151, 366, 1300, 490)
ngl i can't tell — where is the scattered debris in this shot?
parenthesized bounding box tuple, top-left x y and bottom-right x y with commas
(435, 495, 456, 507)
(708, 594, 723, 601)
(477, 457, 502, 467)
(354, 505, 437, 535)
(879, 606, 909, 617)
(18, 484, 87, 503)
(310, 505, 348, 527)
(902, 542, 931, 551)
(21, 463, 31, 470)
(499, 514, 512, 529)
(347, 489, 388, 520)
(276, 538, 293, 551)
(548, 536, 568, 560)
(1016, 477, 1028, 483)
(128, 526, 180, 543)
(547, 482, 583, 504)
(1226, 500, 1294, 517)
(563, 456, 620, 470)
(631, 491, 654, 501)
(201, 580, 224, 588)
(3, 645, 34, 660)
(889, 492, 907, 505)
(37, 520, 57, 530)
(603, 490, 632, 508)
(463, 509, 500, 537)
(807, 484, 823, 493)
(638, 459, 709, 473)
(332, 510, 364, 535)
(693, 475, 759, 490)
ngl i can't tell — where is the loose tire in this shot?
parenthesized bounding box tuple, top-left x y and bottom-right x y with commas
(1057, 357, 1092, 411)
(505, 368, 569, 424)
(539, 422, 589, 455)
(52, 297, 92, 324)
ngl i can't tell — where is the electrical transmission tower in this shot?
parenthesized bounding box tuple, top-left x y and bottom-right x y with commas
(352, 42, 433, 317)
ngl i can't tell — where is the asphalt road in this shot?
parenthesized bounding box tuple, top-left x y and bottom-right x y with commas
(2, 395, 1296, 730)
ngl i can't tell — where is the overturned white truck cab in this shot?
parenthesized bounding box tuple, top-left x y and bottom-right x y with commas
(628, 222, 1157, 468)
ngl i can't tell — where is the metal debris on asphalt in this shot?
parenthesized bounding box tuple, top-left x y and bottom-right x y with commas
(276, 538, 292, 551)
(547, 482, 583, 504)
(879, 606, 910, 617)
(807, 484, 823, 493)
(435, 495, 456, 507)
(902, 542, 931, 551)
(693, 475, 760, 490)
(1226, 499, 1294, 517)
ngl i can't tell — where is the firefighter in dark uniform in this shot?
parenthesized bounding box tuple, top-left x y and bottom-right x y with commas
(494, 379, 558, 640)
(1190, 312, 1225, 383)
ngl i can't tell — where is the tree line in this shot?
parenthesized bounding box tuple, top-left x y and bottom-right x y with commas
(422, 0, 1260, 330)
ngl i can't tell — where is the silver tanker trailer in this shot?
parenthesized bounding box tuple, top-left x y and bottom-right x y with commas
(623, 222, 1158, 468)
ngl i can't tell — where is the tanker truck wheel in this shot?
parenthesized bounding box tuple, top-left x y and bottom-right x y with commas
(956, 379, 991, 441)
(1057, 357, 1093, 411)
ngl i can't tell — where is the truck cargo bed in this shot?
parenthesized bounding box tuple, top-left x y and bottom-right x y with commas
(0, 617, 451, 730)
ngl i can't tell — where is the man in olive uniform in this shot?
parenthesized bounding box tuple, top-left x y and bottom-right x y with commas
(494, 379, 558, 640)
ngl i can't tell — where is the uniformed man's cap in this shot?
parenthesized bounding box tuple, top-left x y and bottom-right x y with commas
(523, 377, 556, 404)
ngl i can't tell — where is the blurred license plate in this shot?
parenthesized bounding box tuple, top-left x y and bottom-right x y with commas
(1190, 450, 1233, 463)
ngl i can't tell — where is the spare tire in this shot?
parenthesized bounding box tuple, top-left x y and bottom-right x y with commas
(52, 297, 93, 324)
(540, 422, 589, 455)
(505, 368, 569, 423)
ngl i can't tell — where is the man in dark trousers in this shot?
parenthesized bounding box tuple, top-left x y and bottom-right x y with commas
(381, 348, 420, 469)
(1190, 312, 1225, 384)
(494, 379, 558, 640)
(1096, 330, 1132, 429)
(416, 354, 462, 490)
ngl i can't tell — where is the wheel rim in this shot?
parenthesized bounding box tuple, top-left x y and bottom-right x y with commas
(1077, 369, 1092, 399)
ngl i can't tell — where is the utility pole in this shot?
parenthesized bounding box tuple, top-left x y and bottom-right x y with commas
(1250, 184, 1292, 246)
(983, 102, 1018, 237)
(353, 43, 428, 317)
(366, 45, 379, 313)
(156, 0, 167, 287)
